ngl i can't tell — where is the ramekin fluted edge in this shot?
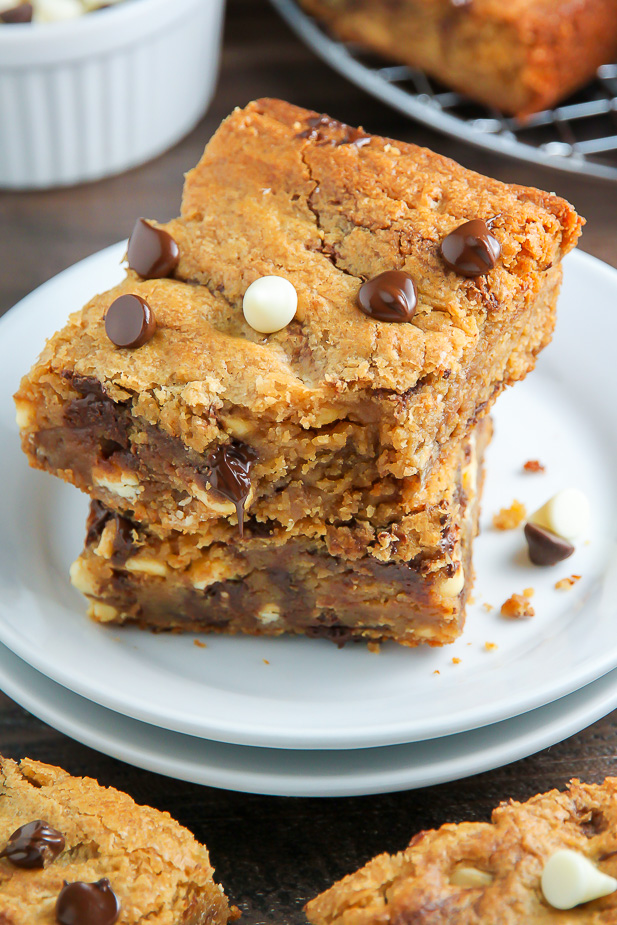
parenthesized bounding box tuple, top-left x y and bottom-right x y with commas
(0, 0, 225, 189)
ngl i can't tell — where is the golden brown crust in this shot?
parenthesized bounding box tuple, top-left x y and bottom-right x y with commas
(300, 0, 617, 116)
(0, 757, 234, 925)
(305, 778, 617, 925)
(15, 100, 581, 538)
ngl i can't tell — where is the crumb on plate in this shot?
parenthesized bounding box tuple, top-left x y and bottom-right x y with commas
(493, 499, 527, 530)
(523, 459, 545, 473)
(555, 574, 581, 591)
(501, 593, 535, 619)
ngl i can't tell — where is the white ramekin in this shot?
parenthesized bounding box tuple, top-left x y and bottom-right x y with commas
(0, 0, 225, 189)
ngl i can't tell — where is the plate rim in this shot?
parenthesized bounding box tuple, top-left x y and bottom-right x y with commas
(1, 244, 617, 750)
(2, 639, 617, 796)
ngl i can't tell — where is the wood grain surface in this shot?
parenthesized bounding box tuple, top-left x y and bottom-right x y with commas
(1, 1, 616, 922)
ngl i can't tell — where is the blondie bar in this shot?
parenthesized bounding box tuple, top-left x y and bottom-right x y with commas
(305, 778, 617, 924)
(15, 100, 581, 539)
(69, 418, 490, 646)
(299, 0, 617, 117)
(0, 756, 235, 925)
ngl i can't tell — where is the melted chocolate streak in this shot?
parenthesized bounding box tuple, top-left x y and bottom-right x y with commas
(86, 500, 137, 564)
(295, 114, 370, 147)
(63, 375, 257, 540)
(206, 443, 257, 537)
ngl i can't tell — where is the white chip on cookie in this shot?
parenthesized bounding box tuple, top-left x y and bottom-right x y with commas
(33, 0, 82, 21)
(529, 488, 590, 541)
(541, 849, 617, 910)
(242, 276, 297, 334)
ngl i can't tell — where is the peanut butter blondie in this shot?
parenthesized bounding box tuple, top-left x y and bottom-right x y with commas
(299, 0, 617, 117)
(15, 99, 581, 540)
(0, 756, 236, 925)
(69, 418, 490, 646)
(305, 778, 617, 924)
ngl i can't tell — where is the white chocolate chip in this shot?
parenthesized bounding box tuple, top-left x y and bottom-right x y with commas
(258, 604, 281, 624)
(190, 483, 237, 516)
(242, 276, 297, 334)
(92, 522, 115, 559)
(33, 0, 83, 21)
(530, 488, 590, 541)
(450, 867, 493, 888)
(14, 400, 34, 430)
(221, 414, 252, 438)
(438, 566, 465, 598)
(541, 850, 617, 910)
(189, 559, 231, 590)
(93, 469, 143, 502)
(69, 558, 97, 595)
(90, 601, 119, 623)
(462, 454, 478, 496)
(190, 482, 254, 519)
(125, 556, 168, 577)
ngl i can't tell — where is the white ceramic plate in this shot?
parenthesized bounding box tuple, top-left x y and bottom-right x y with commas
(1, 244, 616, 750)
(2, 639, 617, 796)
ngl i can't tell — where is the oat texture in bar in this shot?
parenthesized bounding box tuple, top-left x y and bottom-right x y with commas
(69, 418, 490, 647)
(15, 99, 581, 539)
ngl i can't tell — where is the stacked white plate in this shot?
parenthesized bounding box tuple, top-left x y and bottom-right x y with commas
(0, 244, 616, 797)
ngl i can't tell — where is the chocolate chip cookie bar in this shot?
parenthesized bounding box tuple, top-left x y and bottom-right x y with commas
(68, 417, 489, 646)
(15, 99, 581, 540)
(0, 756, 236, 925)
(305, 778, 617, 924)
(299, 0, 617, 117)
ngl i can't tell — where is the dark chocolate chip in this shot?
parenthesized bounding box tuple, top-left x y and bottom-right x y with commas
(69, 375, 108, 401)
(306, 623, 356, 647)
(56, 879, 120, 925)
(357, 270, 417, 323)
(86, 500, 112, 547)
(0, 2, 33, 22)
(105, 294, 156, 349)
(524, 522, 575, 566)
(126, 218, 179, 279)
(295, 114, 336, 140)
(440, 219, 501, 277)
(85, 501, 137, 564)
(207, 442, 257, 537)
(580, 809, 607, 837)
(110, 515, 137, 565)
(0, 820, 65, 869)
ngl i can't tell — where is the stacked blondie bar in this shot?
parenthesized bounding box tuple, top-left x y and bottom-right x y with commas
(15, 99, 582, 647)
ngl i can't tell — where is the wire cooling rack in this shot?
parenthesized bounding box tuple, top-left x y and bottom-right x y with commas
(270, 0, 617, 180)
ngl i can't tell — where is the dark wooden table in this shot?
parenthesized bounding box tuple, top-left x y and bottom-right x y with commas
(1, 1, 616, 921)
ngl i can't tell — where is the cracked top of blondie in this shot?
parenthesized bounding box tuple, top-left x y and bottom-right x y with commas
(31, 98, 580, 408)
(0, 757, 233, 925)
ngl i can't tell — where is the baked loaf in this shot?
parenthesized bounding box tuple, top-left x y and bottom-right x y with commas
(299, 0, 617, 117)
(0, 756, 236, 925)
(15, 99, 581, 540)
(305, 778, 617, 924)
(69, 417, 490, 646)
